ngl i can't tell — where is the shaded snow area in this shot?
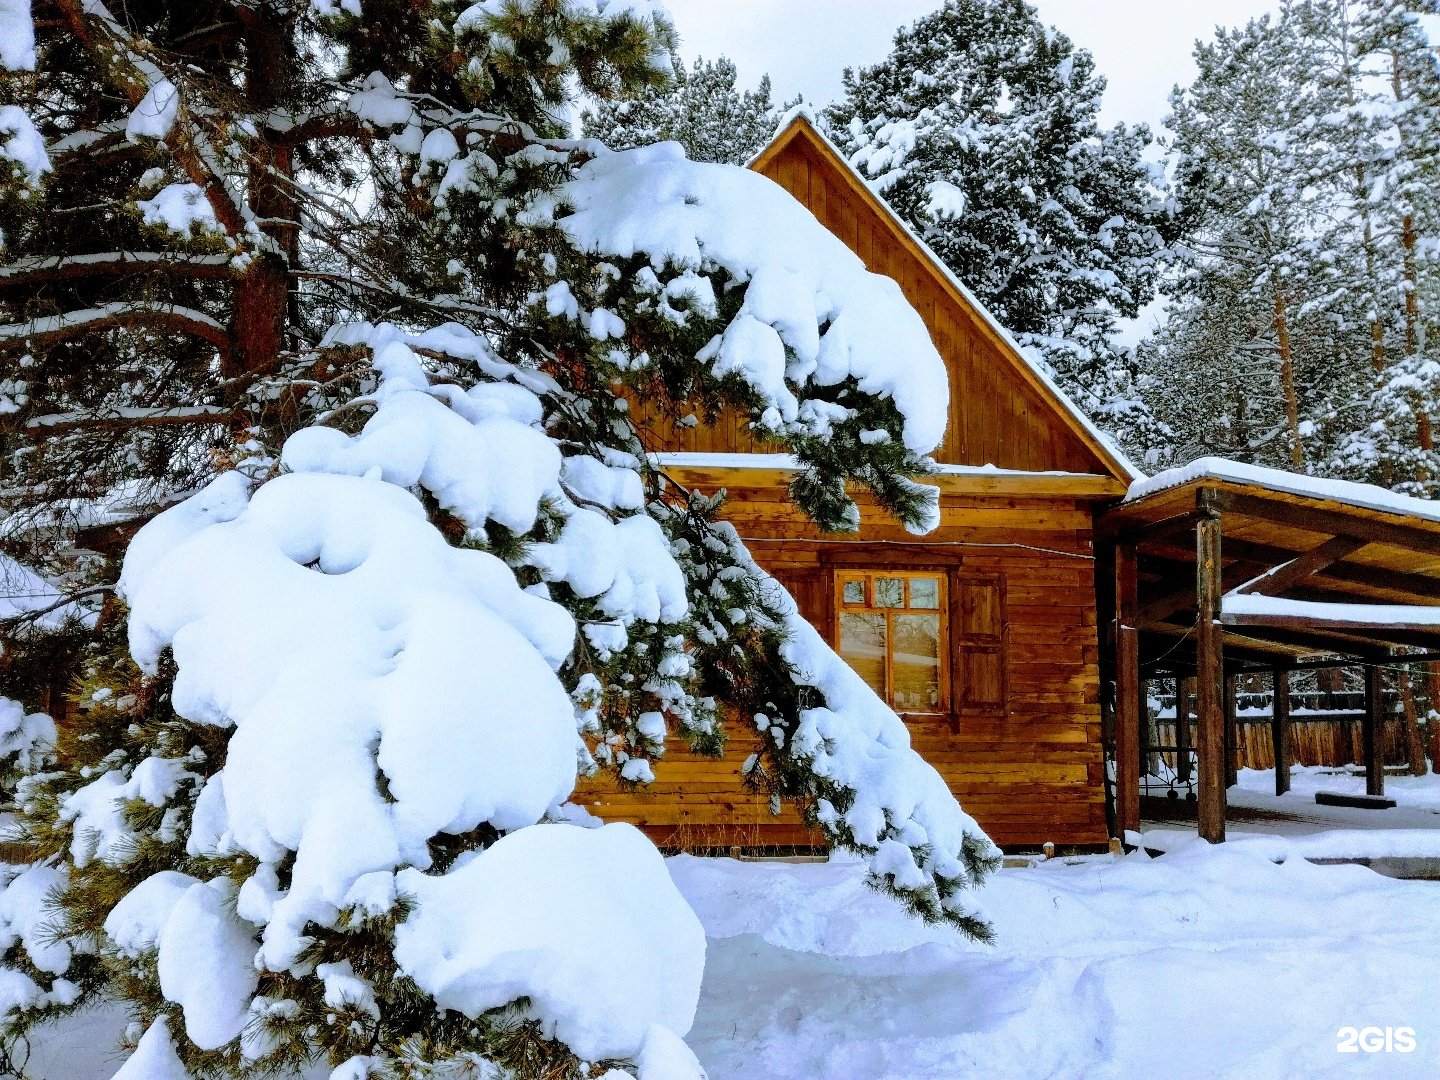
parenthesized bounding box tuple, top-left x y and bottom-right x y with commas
(28, 844, 1440, 1079)
(1142, 767, 1440, 860)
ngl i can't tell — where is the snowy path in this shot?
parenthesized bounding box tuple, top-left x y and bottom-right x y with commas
(26, 840, 1440, 1079)
(673, 843, 1440, 1079)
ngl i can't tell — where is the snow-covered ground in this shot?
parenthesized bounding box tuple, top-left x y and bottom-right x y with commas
(27, 838, 1440, 1079)
(676, 845, 1440, 1079)
(1142, 765, 1440, 859)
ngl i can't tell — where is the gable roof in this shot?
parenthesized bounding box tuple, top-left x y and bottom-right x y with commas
(748, 109, 1140, 484)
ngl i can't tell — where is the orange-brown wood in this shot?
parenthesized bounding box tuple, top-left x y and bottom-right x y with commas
(575, 494, 1111, 849)
(631, 115, 1134, 481)
(575, 115, 1131, 851)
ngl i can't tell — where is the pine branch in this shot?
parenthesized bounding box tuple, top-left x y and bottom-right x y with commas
(52, 0, 251, 239)
(22, 406, 234, 436)
(0, 253, 235, 288)
(0, 302, 232, 355)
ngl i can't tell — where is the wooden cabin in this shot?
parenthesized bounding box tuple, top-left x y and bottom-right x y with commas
(576, 113, 1138, 851)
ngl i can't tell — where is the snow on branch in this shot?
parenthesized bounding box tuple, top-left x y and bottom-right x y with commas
(0, 302, 231, 354)
(538, 143, 951, 456)
(0, 252, 234, 286)
(53, 0, 250, 238)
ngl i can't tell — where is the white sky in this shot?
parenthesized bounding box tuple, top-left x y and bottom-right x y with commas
(660, 1, 1279, 134)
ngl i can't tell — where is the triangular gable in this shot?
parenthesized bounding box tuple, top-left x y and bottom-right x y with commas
(749, 111, 1138, 483)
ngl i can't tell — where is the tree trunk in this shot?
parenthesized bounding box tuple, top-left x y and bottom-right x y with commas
(1393, 58, 1432, 483)
(1273, 289, 1304, 468)
(228, 10, 297, 387)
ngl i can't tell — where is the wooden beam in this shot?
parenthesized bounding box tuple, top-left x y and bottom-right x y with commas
(1219, 608, 1440, 637)
(1218, 611, 1440, 653)
(1135, 619, 1314, 668)
(1235, 536, 1368, 596)
(1224, 672, 1239, 788)
(657, 461, 1128, 499)
(1196, 513, 1227, 842)
(1140, 560, 1260, 622)
(1147, 535, 1440, 607)
(1211, 489, 1440, 559)
(1363, 664, 1386, 798)
(1272, 668, 1291, 795)
(1114, 543, 1142, 838)
(1096, 508, 1204, 546)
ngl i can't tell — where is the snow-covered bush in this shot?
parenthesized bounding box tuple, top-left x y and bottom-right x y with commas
(0, 2, 999, 1076)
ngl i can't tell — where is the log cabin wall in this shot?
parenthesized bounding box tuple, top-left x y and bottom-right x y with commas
(576, 117, 1126, 851)
(629, 120, 1117, 477)
(576, 488, 1111, 850)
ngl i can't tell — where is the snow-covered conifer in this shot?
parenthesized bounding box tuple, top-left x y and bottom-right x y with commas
(0, 3, 998, 1077)
(1154, 1, 1439, 491)
(583, 54, 791, 164)
(824, 0, 1174, 463)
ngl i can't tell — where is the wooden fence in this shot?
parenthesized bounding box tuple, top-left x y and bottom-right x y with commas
(1148, 714, 1417, 773)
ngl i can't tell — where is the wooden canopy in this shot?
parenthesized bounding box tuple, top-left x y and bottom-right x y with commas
(1099, 462, 1440, 843)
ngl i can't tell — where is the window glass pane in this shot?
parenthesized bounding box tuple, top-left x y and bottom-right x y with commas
(838, 612, 887, 699)
(875, 577, 904, 608)
(893, 613, 941, 711)
(842, 579, 865, 605)
(909, 577, 940, 609)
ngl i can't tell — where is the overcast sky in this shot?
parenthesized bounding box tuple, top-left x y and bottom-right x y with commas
(660, 1, 1279, 134)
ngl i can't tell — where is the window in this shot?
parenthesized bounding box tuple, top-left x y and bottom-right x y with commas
(835, 571, 947, 714)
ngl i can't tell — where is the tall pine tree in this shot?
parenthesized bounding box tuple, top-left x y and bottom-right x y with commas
(0, 3, 998, 1077)
(582, 54, 792, 165)
(825, 0, 1174, 463)
(1153, 0, 1439, 492)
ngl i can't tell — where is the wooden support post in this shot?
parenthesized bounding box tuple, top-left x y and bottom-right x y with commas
(1114, 543, 1141, 838)
(1196, 511, 1227, 843)
(1272, 668, 1291, 796)
(1224, 672, 1239, 788)
(1175, 676, 1193, 784)
(1363, 664, 1385, 798)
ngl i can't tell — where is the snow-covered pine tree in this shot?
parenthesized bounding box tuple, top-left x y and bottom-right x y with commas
(1153, 1, 1439, 490)
(1155, 8, 1359, 470)
(0, 3, 999, 1077)
(582, 53, 790, 165)
(1323, 0, 1440, 493)
(824, 0, 1174, 464)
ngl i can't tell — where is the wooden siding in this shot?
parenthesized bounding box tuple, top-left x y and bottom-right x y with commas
(630, 125, 1117, 476)
(575, 490, 1110, 849)
(581, 117, 1122, 851)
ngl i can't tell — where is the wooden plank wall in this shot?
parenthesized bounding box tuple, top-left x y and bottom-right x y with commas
(575, 489, 1111, 849)
(1151, 717, 1414, 772)
(633, 132, 1108, 475)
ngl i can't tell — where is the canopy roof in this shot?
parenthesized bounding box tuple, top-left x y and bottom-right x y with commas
(1102, 458, 1440, 668)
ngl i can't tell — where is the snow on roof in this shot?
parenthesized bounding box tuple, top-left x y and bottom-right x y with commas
(748, 111, 1141, 483)
(649, 451, 1108, 480)
(1223, 594, 1440, 626)
(1126, 456, 1440, 528)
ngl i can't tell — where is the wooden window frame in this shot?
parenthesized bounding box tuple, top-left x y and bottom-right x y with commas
(834, 570, 950, 716)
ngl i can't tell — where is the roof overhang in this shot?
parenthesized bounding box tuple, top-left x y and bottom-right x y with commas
(749, 109, 1141, 486)
(1100, 459, 1440, 668)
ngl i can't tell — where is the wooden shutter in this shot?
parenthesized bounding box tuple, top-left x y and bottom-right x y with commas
(768, 565, 832, 638)
(951, 573, 1007, 716)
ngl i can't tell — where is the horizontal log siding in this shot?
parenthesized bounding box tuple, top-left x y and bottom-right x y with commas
(575, 491, 1109, 850)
